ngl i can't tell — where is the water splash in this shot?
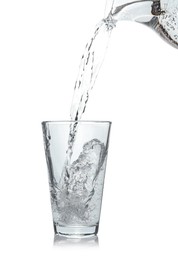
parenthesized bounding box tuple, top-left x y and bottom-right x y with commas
(50, 139, 107, 225)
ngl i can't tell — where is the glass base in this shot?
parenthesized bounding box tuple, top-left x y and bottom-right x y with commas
(54, 224, 99, 238)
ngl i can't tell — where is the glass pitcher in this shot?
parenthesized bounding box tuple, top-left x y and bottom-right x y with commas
(105, 0, 178, 48)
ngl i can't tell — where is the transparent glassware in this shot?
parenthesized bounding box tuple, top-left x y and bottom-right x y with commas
(42, 121, 111, 238)
(105, 0, 178, 48)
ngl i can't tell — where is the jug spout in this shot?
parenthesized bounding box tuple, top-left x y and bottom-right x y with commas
(105, 0, 178, 48)
(108, 0, 159, 22)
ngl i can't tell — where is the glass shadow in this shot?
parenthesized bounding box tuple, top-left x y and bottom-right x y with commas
(53, 235, 99, 248)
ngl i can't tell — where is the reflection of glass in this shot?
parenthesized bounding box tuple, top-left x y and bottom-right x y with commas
(42, 121, 111, 238)
(105, 0, 178, 48)
(53, 235, 99, 248)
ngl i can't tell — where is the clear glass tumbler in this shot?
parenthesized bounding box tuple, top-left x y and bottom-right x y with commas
(42, 121, 111, 238)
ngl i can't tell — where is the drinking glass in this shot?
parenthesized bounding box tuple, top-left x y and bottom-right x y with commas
(42, 121, 111, 238)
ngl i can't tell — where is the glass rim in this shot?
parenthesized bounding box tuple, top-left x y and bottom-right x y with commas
(42, 120, 112, 125)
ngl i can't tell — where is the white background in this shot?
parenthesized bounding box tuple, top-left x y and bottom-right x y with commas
(0, 0, 178, 259)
